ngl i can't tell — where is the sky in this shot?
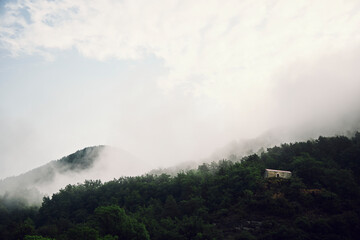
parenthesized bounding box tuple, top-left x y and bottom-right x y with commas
(1, 0, 360, 179)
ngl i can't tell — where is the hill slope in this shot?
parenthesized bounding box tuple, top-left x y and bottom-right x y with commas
(0, 146, 105, 205)
(1, 133, 360, 239)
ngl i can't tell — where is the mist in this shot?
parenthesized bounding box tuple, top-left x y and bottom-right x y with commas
(0, 0, 360, 198)
(37, 146, 154, 194)
(0, 146, 156, 206)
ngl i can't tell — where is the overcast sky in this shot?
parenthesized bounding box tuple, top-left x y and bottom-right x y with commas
(1, 0, 360, 179)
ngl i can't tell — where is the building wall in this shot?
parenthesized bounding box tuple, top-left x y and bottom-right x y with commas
(265, 170, 291, 179)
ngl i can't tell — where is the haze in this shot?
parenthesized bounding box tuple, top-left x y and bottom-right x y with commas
(1, 0, 360, 180)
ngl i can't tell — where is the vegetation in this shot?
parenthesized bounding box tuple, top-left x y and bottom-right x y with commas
(0, 146, 104, 206)
(1, 134, 360, 239)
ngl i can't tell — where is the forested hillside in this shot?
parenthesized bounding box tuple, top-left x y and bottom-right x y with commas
(1, 134, 360, 240)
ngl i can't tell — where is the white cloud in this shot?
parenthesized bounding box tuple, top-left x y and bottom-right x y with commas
(1, 0, 360, 179)
(1, 0, 360, 99)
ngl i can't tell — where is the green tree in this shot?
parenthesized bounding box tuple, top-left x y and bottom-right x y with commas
(94, 205, 150, 240)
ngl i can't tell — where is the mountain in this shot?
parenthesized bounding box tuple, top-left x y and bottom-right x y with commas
(0, 145, 152, 207)
(0, 146, 105, 205)
(1, 133, 360, 239)
(1, 133, 358, 240)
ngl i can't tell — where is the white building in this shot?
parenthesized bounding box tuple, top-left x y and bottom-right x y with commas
(264, 169, 291, 179)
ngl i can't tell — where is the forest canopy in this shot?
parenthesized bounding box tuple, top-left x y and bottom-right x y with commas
(1, 133, 360, 239)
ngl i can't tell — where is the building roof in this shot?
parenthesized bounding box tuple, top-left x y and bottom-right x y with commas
(265, 169, 291, 173)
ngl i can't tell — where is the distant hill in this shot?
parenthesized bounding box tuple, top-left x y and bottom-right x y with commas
(0, 146, 105, 205)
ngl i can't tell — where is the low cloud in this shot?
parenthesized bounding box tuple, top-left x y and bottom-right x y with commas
(0, 146, 154, 205)
(0, 0, 360, 180)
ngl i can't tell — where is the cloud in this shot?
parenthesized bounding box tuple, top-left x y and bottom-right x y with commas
(1, 0, 360, 179)
(1, 0, 360, 98)
(271, 47, 360, 137)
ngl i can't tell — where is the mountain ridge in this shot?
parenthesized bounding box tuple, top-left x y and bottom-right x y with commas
(0, 145, 106, 205)
(1, 133, 358, 239)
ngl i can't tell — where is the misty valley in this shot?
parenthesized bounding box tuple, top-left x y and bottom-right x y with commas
(1, 133, 360, 239)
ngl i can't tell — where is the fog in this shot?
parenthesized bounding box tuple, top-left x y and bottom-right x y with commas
(0, 146, 155, 205)
(0, 0, 360, 197)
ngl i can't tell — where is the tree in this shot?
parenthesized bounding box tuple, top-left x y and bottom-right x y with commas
(94, 205, 150, 240)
